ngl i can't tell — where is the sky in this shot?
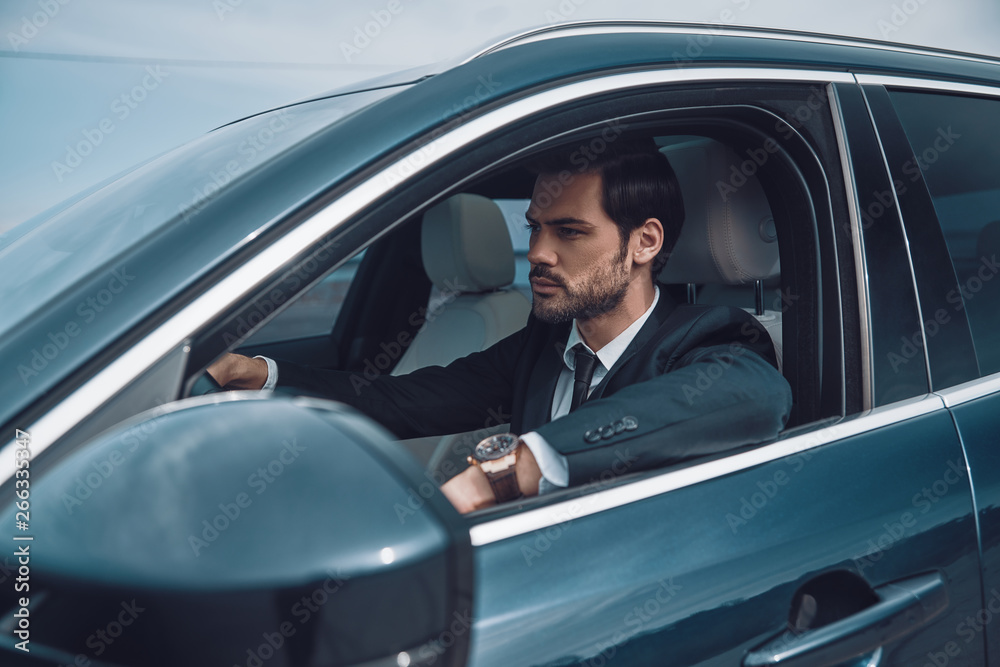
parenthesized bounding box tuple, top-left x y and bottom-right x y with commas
(1, 0, 998, 233)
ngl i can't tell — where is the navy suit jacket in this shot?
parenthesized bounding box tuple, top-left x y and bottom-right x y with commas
(276, 289, 792, 485)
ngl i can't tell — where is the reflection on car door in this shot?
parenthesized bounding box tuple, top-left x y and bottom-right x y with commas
(873, 80, 1000, 667)
(467, 403, 982, 666)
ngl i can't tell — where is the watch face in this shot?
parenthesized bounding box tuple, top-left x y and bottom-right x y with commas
(474, 433, 519, 462)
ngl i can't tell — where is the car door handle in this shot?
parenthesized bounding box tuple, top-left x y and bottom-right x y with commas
(743, 571, 948, 667)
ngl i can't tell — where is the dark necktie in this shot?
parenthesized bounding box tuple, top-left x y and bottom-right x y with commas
(569, 344, 598, 412)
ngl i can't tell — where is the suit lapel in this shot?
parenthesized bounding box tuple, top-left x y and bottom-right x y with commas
(518, 325, 569, 432)
(591, 289, 678, 400)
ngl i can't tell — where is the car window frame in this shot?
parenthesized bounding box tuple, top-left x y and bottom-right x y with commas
(0, 66, 859, 498)
(859, 76, 1000, 389)
(200, 76, 854, 521)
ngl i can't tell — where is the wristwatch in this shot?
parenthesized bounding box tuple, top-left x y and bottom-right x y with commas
(467, 433, 523, 503)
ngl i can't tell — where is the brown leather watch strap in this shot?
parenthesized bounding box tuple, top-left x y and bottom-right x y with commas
(485, 467, 522, 503)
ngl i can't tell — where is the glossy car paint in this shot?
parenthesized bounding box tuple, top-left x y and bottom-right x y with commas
(1, 22, 1000, 667)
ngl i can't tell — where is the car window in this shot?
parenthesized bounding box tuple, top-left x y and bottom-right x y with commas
(888, 89, 1000, 375)
(494, 198, 533, 302)
(244, 250, 366, 344)
(0, 88, 397, 344)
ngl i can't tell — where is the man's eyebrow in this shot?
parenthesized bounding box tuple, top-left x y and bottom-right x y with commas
(524, 213, 595, 228)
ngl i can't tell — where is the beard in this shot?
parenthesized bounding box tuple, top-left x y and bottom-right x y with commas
(531, 242, 631, 324)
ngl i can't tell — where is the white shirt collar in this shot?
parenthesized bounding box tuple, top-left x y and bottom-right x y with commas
(562, 285, 660, 374)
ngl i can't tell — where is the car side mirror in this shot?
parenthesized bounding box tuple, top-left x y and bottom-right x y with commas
(0, 394, 472, 667)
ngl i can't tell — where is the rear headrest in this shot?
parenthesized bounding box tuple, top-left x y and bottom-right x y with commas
(659, 138, 779, 285)
(421, 193, 516, 293)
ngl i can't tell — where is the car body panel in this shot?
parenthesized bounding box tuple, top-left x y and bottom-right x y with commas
(2, 22, 1000, 666)
(946, 387, 1000, 666)
(469, 405, 983, 666)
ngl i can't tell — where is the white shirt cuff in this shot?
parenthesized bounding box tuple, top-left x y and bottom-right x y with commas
(519, 431, 568, 491)
(254, 356, 278, 391)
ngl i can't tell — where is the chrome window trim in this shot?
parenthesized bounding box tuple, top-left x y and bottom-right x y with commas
(828, 82, 874, 409)
(470, 394, 944, 546)
(854, 75, 1000, 98)
(0, 66, 855, 486)
(469, 22, 1000, 68)
(857, 84, 934, 394)
(937, 374, 1000, 408)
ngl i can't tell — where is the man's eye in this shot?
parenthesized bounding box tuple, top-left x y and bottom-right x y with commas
(524, 223, 538, 234)
(560, 227, 581, 237)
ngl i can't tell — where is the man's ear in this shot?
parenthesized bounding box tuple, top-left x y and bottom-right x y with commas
(631, 217, 664, 268)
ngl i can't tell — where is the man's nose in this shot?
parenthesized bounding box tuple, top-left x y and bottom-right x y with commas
(526, 231, 556, 266)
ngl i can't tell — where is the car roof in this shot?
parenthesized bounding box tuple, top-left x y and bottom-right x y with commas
(469, 20, 1000, 68)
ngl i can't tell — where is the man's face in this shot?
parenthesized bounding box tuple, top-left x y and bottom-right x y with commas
(525, 171, 632, 324)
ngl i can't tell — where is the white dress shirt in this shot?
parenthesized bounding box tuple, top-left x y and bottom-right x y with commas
(521, 286, 660, 492)
(256, 286, 661, 493)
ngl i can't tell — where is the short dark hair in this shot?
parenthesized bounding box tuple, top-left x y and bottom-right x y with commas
(530, 138, 685, 276)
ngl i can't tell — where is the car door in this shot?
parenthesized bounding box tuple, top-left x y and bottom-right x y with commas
(462, 80, 985, 666)
(862, 75, 1000, 666)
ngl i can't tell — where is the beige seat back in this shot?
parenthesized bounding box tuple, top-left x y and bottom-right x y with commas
(393, 193, 531, 375)
(659, 138, 783, 369)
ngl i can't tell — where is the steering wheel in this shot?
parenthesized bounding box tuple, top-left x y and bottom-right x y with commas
(189, 371, 226, 396)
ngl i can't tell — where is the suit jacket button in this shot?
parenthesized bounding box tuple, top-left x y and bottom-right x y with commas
(614, 420, 626, 434)
(599, 424, 615, 439)
(622, 416, 638, 431)
(584, 430, 601, 443)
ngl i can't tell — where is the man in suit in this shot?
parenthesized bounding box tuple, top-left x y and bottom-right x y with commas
(209, 141, 792, 514)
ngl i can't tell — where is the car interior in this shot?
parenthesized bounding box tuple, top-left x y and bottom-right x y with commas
(233, 132, 795, 493)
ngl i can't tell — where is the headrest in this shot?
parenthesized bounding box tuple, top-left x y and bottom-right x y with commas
(659, 138, 779, 285)
(421, 193, 516, 292)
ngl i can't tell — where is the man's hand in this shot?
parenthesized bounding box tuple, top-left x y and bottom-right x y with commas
(440, 440, 543, 514)
(206, 353, 269, 390)
(440, 466, 496, 514)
